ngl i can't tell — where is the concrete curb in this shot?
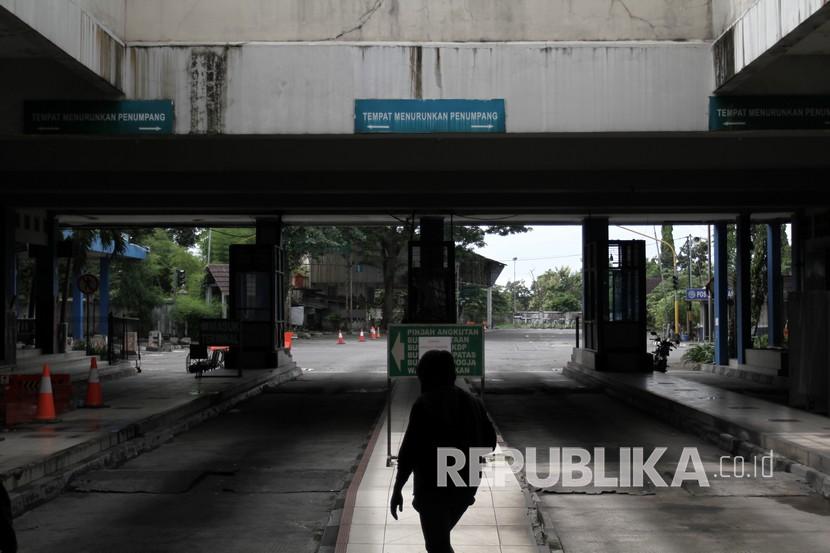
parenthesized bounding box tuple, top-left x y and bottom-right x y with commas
(327, 380, 390, 553)
(6, 365, 301, 516)
(563, 362, 830, 500)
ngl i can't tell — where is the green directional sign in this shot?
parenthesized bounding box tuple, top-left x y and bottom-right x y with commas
(24, 100, 174, 135)
(387, 324, 484, 378)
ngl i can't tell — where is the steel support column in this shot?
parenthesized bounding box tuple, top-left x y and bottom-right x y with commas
(766, 223, 783, 347)
(736, 214, 752, 364)
(581, 218, 609, 367)
(714, 223, 729, 366)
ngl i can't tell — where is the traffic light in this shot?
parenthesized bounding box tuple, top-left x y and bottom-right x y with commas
(175, 269, 186, 289)
(672, 275, 679, 290)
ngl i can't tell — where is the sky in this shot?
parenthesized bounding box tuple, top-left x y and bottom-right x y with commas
(474, 225, 714, 286)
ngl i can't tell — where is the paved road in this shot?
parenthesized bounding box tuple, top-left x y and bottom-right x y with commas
(14, 329, 830, 552)
(479, 331, 830, 553)
(15, 341, 387, 553)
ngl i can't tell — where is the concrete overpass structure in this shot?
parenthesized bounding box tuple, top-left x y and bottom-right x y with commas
(1, 0, 830, 408)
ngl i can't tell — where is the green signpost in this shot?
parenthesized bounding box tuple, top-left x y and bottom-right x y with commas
(387, 324, 485, 378)
(385, 324, 486, 465)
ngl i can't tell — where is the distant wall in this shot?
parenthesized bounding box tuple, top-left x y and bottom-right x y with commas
(125, 0, 713, 42)
(126, 41, 714, 134)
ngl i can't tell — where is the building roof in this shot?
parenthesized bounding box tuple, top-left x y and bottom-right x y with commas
(206, 264, 230, 296)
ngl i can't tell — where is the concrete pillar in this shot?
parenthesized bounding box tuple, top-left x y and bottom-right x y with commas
(72, 268, 84, 341)
(767, 223, 783, 347)
(408, 216, 456, 324)
(714, 223, 729, 366)
(34, 214, 58, 354)
(99, 257, 110, 335)
(736, 214, 752, 364)
(581, 218, 609, 362)
(256, 218, 283, 246)
(1, 207, 16, 366)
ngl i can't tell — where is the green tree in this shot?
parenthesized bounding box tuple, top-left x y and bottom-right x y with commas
(144, 229, 205, 294)
(110, 258, 164, 331)
(171, 295, 221, 338)
(201, 228, 255, 264)
(529, 267, 582, 311)
(503, 281, 532, 312)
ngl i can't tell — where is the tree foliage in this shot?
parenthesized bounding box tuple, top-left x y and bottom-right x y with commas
(528, 267, 582, 312)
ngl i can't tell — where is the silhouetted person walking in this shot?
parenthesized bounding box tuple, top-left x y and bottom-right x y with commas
(390, 350, 496, 553)
(0, 482, 16, 553)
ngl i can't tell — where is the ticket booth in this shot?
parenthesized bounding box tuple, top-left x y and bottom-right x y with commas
(604, 240, 649, 371)
(227, 244, 285, 369)
(580, 217, 649, 372)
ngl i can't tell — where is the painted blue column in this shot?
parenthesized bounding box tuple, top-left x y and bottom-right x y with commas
(72, 270, 84, 341)
(99, 257, 110, 336)
(736, 214, 752, 364)
(767, 224, 783, 347)
(714, 223, 729, 366)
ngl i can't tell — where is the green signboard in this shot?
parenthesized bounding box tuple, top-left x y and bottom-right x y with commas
(387, 324, 484, 378)
(24, 100, 174, 135)
(709, 96, 830, 130)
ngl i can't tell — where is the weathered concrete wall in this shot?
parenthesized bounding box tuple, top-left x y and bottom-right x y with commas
(0, 0, 126, 90)
(77, 0, 126, 39)
(712, 0, 757, 36)
(126, 42, 713, 134)
(125, 0, 713, 42)
(713, 0, 828, 89)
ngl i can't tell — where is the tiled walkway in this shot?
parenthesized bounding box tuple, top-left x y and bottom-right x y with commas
(340, 378, 542, 553)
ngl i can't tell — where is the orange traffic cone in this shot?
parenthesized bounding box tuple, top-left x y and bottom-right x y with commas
(359, 330, 366, 342)
(370, 326, 377, 340)
(84, 357, 105, 408)
(337, 331, 346, 345)
(35, 364, 58, 422)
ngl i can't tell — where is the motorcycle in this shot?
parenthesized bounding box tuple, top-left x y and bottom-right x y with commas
(650, 332, 676, 373)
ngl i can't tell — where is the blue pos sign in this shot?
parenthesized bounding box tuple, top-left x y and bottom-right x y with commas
(355, 99, 506, 134)
(686, 288, 709, 301)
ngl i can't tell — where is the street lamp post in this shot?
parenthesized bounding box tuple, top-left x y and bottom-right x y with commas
(512, 257, 518, 324)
